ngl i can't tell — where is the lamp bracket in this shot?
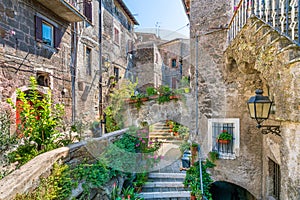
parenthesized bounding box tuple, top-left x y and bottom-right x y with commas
(257, 125, 281, 136)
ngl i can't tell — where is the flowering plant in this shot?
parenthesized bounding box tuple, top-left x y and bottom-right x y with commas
(217, 130, 233, 141)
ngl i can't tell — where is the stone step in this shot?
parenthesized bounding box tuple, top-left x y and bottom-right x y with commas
(139, 191, 190, 199)
(149, 135, 179, 139)
(148, 173, 186, 179)
(150, 129, 170, 132)
(149, 131, 171, 135)
(154, 140, 183, 144)
(143, 182, 184, 188)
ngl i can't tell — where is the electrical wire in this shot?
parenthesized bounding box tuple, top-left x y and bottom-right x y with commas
(160, 23, 190, 39)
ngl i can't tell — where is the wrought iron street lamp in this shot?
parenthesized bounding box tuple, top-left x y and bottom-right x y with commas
(247, 89, 281, 136)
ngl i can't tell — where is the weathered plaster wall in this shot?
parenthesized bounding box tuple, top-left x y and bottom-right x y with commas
(225, 16, 300, 199)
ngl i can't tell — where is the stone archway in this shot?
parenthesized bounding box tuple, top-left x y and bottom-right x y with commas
(122, 94, 196, 134)
(210, 181, 256, 200)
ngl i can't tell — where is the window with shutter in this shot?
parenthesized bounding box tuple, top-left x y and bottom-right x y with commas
(84, 0, 93, 23)
(114, 28, 120, 44)
(35, 15, 62, 49)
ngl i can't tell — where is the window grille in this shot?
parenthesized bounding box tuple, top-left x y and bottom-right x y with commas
(269, 159, 281, 199)
(212, 122, 235, 155)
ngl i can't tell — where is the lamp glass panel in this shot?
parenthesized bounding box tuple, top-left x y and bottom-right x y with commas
(248, 103, 255, 118)
(255, 102, 271, 119)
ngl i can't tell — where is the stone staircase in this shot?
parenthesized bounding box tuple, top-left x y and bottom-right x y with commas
(149, 122, 182, 144)
(138, 122, 190, 199)
(139, 170, 190, 199)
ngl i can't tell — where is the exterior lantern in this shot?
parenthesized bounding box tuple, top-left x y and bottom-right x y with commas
(247, 89, 281, 136)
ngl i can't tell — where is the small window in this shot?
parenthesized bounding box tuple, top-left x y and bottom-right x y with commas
(35, 15, 62, 48)
(42, 22, 53, 46)
(85, 47, 92, 75)
(84, 0, 93, 23)
(114, 67, 119, 82)
(114, 28, 120, 44)
(171, 77, 177, 89)
(171, 59, 177, 67)
(208, 118, 240, 159)
(37, 71, 50, 87)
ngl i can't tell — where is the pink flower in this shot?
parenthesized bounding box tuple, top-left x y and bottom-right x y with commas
(149, 141, 153, 145)
(142, 140, 146, 143)
(136, 143, 140, 147)
(139, 137, 142, 141)
(137, 133, 141, 136)
(113, 182, 116, 187)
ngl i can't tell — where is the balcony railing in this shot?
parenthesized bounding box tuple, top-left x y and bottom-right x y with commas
(228, 0, 300, 45)
(35, 0, 86, 22)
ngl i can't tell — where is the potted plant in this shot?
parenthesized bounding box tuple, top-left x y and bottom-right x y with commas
(146, 86, 158, 99)
(217, 130, 233, 144)
(191, 143, 198, 166)
(178, 125, 189, 139)
(172, 123, 180, 136)
(208, 151, 219, 163)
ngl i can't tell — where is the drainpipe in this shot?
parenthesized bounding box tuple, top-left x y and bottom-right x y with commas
(98, 0, 103, 136)
(71, 22, 78, 123)
(195, 34, 205, 199)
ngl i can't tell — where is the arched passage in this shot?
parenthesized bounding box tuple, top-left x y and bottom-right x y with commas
(210, 181, 256, 200)
(122, 93, 196, 134)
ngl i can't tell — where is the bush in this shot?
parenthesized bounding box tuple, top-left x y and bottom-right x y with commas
(7, 77, 65, 166)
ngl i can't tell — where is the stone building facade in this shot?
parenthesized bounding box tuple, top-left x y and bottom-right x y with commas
(133, 32, 164, 91)
(74, 0, 138, 126)
(183, 0, 300, 199)
(133, 33, 190, 91)
(0, 0, 138, 133)
(0, 0, 85, 130)
(159, 38, 190, 89)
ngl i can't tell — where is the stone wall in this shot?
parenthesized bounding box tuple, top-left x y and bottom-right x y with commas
(0, 128, 128, 200)
(224, 16, 300, 200)
(189, 0, 300, 198)
(0, 0, 73, 129)
(189, 0, 263, 198)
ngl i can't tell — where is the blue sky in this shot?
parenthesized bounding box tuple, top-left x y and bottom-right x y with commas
(123, 0, 190, 39)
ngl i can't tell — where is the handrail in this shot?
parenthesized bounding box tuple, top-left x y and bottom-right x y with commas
(228, 0, 300, 45)
(228, 0, 247, 29)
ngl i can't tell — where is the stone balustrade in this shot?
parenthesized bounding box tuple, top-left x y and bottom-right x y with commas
(228, 0, 300, 45)
(0, 128, 128, 200)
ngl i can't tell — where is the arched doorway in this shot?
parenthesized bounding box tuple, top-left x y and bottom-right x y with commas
(210, 181, 256, 200)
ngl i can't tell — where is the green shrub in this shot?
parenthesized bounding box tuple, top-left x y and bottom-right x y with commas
(7, 77, 65, 166)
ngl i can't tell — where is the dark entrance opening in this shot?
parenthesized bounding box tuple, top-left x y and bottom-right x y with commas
(210, 181, 256, 200)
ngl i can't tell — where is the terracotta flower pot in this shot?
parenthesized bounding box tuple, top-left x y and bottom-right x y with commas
(140, 97, 149, 102)
(217, 139, 230, 144)
(170, 95, 180, 100)
(190, 194, 196, 200)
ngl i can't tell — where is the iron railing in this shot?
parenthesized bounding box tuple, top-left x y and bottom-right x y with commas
(228, 0, 300, 45)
